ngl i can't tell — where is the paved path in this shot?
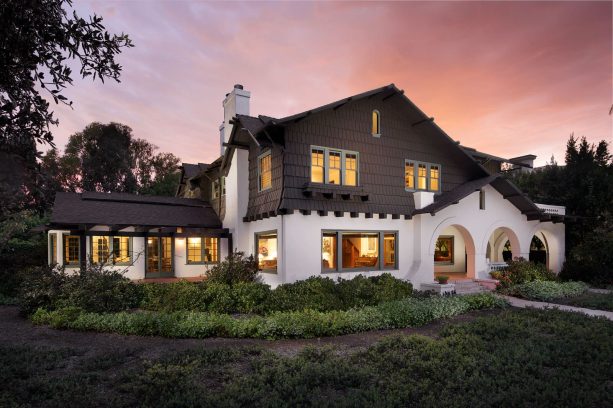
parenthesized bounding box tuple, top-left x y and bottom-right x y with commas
(588, 288, 612, 294)
(500, 295, 613, 321)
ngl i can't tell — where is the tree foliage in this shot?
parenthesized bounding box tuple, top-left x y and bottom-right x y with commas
(508, 134, 613, 285)
(40, 122, 181, 197)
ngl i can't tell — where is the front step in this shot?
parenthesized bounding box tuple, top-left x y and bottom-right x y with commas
(449, 280, 491, 295)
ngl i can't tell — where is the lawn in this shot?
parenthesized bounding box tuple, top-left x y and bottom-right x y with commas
(1, 308, 611, 407)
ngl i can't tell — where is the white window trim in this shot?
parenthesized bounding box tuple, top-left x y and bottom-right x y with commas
(310, 145, 360, 187)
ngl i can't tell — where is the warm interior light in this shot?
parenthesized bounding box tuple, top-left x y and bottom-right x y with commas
(177, 227, 183, 233)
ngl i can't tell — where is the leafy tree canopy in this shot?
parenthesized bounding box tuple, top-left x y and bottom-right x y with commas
(41, 122, 181, 197)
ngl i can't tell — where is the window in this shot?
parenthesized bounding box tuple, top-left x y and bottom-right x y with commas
(258, 151, 272, 191)
(417, 164, 427, 190)
(434, 236, 454, 264)
(372, 110, 381, 136)
(404, 161, 415, 190)
(256, 231, 277, 272)
(63, 235, 80, 266)
(322, 231, 397, 271)
(310, 146, 359, 187)
(91, 236, 110, 264)
(186, 237, 219, 264)
(146, 237, 173, 276)
(212, 177, 225, 199)
(405, 161, 441, 192)
(345, 153, 357, 186)
(49, 234, 57, 264)
(91, 236, 132, 265)
(430, 165, 440, 191)
(328, 151, 341, 184)
(311, 148, 324, 183)
(479, 189, 485, 210)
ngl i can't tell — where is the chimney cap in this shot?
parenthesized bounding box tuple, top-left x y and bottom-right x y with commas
(234, 84, 244, 90)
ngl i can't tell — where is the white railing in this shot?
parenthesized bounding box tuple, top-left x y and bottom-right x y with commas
(535, 203, 566, 216)
(487, 262, 508, 273)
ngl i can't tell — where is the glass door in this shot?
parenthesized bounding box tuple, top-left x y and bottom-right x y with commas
(146, 237, 174, 278)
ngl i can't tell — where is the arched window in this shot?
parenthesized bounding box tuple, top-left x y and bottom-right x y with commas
(371, 110, 380, 136)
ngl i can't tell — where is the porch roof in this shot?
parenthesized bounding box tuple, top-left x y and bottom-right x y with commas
(48, 192, 224, 231)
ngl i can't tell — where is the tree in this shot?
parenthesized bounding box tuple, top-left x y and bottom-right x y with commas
(40, 122, 181, 197)
(0, 0, 133, 214)
(0, 0, 133, 153)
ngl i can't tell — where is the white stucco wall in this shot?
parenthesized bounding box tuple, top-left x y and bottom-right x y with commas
(433, 225, 466, 274)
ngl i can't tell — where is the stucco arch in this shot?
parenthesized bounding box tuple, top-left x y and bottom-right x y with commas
(481, 223, 522, 261)
(429, 218, 477, 279)
(527, 223, 564, 273)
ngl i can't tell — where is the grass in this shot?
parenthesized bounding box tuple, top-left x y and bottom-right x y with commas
(1, 308, 611, 407)
(548, 291, 613, 312)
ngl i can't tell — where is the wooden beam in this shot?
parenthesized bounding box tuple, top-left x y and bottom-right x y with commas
(350, 212, 359, 218)
(333, 97, 352, 111)
(365, 213, 373, 219)
(300, 209, 311, 215)
(378, 213, 387, 219)
(404, 214, 412, 220)
(318, 210, 328, 217)
(334, 211, 343, 217)
(392, 214, 400, 219)
(411, 117, 434, 127)
(383, 89, 403, 101)
(222, 142, 249, 150)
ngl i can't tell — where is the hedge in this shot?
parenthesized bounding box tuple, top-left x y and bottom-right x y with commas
(30, 292, 506, 340)
(505, 281, 589, 302)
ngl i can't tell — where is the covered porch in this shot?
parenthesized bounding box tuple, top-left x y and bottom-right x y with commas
(46, 192, 231, 280)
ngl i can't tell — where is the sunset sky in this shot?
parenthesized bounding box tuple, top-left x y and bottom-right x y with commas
(50, 1, 612, 166)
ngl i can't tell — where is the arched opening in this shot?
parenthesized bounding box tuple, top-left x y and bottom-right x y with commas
(371, 110, 381, 136)
(485, 226, 520, 272)
(433, 224, 476, 281)
(529, 231, 549, 269)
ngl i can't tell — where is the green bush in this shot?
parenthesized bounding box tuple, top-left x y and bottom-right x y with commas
(31, 293, 506, 339)
(506, 281, 589, 302)
(561, 226, 613, 286)
(18, 264, 142, 315)
(204, 251, 260, 284)
(490, 257, 557, 290)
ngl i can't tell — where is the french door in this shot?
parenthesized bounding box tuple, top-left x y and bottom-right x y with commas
(146, 237, 174, 278)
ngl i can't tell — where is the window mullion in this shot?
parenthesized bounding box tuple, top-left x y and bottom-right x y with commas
(340, 151, 346, 186)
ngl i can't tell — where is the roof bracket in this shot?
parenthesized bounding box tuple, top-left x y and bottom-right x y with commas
(411, 117, 434, 127)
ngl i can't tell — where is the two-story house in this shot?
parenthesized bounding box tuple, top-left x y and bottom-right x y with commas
(46, 84, 565, 288)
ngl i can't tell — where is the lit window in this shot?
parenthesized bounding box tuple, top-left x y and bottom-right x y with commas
(63, 235, 80, 266)
(372, 110, 380, 136)
(186, 237, 219, 264)
(112, 237, 131, 264)
(310, 146, 359, 187)
(383, 233, 396, 269)
(417, 164, 427, 190)
(49, 234, 57, 264)
(256, 231, 277, 272)
(434, 236, 454, 264)
(322, 232, 337, 270)
(311, 149, 324, 183)
(345, 153, 357, 186)
(322, 231, 397, 271)
(258, 151, 272, 191)
(430, 165, 440, 191)
(405, 161, 415, 190)
(328, 151, 341, 185)
(91, 236, 110, 264)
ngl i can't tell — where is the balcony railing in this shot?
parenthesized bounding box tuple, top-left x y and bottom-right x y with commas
(535, 203, 566, 216)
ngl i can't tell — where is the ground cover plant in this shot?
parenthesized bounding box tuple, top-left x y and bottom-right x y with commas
(536, 290, 613, 312)
(504, 281, 589, 302)
(30, 293, 505, 339)
(1, 308, 611, 407)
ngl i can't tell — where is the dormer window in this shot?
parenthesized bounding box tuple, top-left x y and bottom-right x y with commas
(258, 151, 272, 192)
(372, 110, 381, 137)
(212, 177, 225, 199)
(310, 146, 359, 186)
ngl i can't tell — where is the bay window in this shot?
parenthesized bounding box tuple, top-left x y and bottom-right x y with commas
(310, 146, 359, 186)
(322, 231, 398, 271)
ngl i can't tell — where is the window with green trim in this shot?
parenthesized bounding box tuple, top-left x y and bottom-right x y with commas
(310, 146, 359, 187)
(404, 160, 441, 192)
(186, 237, 219, 264)
(63, 235, 80, 266)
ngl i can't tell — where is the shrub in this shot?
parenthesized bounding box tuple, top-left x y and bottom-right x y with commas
(561, 227, 613, 286)
(205, 252, 261, 285)
(491, 257, 557, 290)
(506, 281, 589, 302)
(18, 263, 142, 315)
(263, 277, 343, 313)
(31, 293, 506, 339)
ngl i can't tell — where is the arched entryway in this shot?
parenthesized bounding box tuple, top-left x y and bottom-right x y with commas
(432, 224, 476, 280)
(485, 227, 521, 272)
(529, 232, 548, 268)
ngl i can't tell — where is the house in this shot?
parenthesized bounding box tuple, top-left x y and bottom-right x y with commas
(46, 84, 565, 288)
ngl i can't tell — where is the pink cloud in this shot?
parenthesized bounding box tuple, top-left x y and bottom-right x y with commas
(47, 1, 611, 166)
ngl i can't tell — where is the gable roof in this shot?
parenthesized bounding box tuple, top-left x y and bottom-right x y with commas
(49, 192, 222, 229)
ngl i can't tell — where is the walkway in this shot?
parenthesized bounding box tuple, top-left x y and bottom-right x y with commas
(500, 295, 613, 321)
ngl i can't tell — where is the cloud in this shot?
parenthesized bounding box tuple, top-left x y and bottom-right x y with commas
(47, 1, 611, 166)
